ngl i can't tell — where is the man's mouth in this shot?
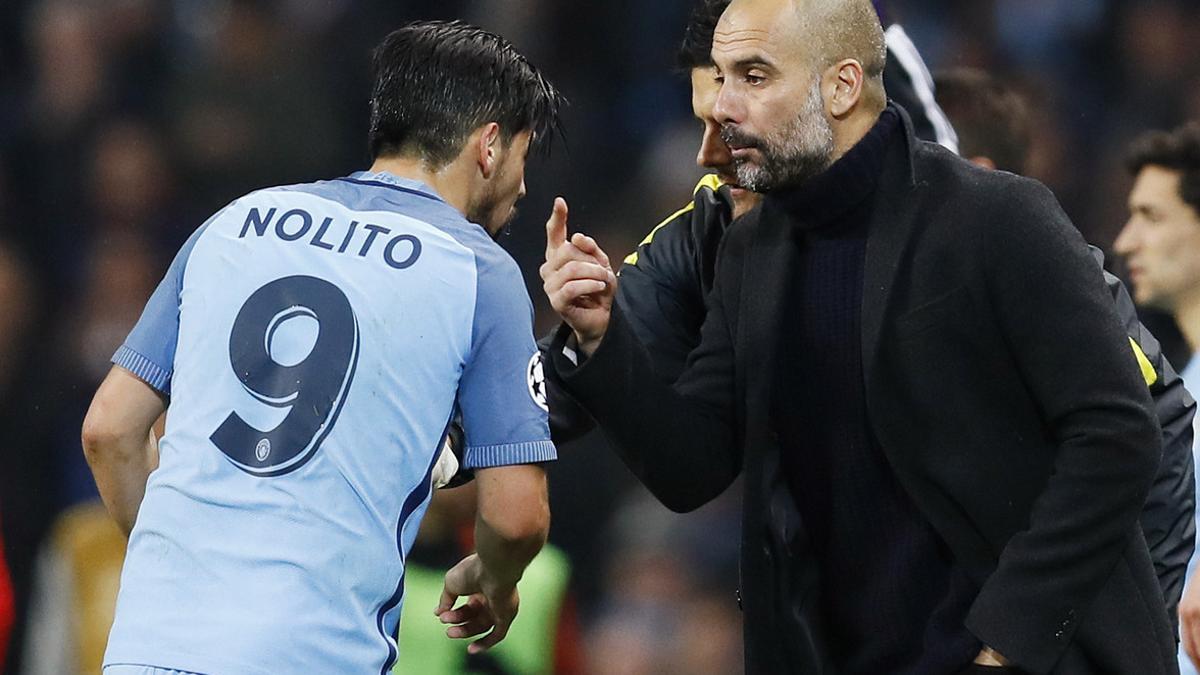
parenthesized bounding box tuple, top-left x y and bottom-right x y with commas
(720, 125, 760, 155)
(730, 147, 758, 161)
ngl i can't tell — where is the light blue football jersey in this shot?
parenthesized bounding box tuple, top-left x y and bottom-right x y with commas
(103, 172, 555, 675)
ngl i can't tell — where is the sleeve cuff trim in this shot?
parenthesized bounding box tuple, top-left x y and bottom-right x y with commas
(464, 440, 556, 469)
(112, 345, 172, 395)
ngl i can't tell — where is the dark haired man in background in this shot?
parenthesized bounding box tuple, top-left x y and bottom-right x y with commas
(1112, 121, 1200, 673)
(543, 0, 1175, 671)
(81, 21, 563, 674)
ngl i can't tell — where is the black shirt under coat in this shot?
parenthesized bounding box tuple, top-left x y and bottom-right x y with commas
(769, 109, 978, 673)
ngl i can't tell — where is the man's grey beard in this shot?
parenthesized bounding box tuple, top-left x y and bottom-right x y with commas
(721, 77, 835, 193)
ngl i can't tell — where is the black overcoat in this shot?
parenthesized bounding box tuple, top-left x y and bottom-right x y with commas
(550, 109, 1177, 674)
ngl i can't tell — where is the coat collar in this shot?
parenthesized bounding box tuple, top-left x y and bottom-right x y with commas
(766, 106, 900, 229)
(738, 102, 924, 392)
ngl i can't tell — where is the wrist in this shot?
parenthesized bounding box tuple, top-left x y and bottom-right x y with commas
(574, 331, 604, 357)
(476, 562, 520, 597)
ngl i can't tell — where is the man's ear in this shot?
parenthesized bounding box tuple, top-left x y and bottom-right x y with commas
(476, 122, 502, 179)
(825, 58, 865, 118)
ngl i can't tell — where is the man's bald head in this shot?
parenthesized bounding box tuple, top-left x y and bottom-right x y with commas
(797, 0, 887, 99)
(716, 0, 887, 108)
(710, 0, 888, 191)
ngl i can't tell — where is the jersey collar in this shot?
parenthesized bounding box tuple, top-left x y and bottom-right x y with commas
(347, 171, 448, 204)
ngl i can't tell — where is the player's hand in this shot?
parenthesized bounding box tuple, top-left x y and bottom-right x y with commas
(436, 553, 520, 655)
(540, 197, 616, 356)
(1181, 572, 1200, 666)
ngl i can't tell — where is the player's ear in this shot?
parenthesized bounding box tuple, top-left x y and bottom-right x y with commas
(477, 122, 502, 179)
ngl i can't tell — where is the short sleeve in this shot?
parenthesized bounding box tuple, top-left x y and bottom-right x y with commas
(112, 218, 212, 395)
(457, 252, 556, 469)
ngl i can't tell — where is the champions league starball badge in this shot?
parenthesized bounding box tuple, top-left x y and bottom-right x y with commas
(527, 352, 548, 412)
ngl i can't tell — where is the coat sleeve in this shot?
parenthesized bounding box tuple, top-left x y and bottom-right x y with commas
(540, 198, 699, 444)
(544, 177, 731, 445)
(963, 179, 1164, 673)
(539, 331, 596, 445)
(545, 248, 742, 513)
(1094, 250, 1197, 626)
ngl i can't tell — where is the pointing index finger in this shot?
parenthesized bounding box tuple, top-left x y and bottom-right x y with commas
(545, 197, 569, 255)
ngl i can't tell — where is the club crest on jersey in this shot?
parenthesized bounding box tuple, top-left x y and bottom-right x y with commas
(527, 352, 548, 412)
(255, 438, 271, 461)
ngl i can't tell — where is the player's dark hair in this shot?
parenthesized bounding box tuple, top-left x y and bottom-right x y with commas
(368, 21, 565, 166)
(933, 68, 1032, 175)
(678, 0, 730, 71)
(1126, 122, 1200, 215)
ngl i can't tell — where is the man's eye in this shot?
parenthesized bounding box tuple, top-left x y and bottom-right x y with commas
(715, 74, 726, 85)
(745, 73, 765, 85)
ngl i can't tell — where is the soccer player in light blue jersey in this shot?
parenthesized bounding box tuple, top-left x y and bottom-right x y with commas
(80, 21, 566, 675)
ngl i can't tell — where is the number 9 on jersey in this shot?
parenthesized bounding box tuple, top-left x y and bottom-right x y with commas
(210, 275, 360, 477)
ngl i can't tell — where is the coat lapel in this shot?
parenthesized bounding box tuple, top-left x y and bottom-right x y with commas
(861, 110, 923, 382)
(735, 201, 836, 673)
(738, 202, 797, 390)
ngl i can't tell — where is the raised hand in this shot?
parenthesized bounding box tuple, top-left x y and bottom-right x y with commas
(539, 197, 617, 355)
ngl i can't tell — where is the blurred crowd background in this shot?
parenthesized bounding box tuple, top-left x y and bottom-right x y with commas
(0, 0, 1198, 673)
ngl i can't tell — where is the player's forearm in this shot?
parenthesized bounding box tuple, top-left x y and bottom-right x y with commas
(82, 425, 155, 536)
(474, 501, 548, 589)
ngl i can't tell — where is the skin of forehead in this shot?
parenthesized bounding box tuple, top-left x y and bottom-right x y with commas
(713, 0, 806, 64)
(716, 0, 885, 79)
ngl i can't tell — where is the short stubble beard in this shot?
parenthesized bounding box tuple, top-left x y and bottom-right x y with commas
(469, 188, 519, 239)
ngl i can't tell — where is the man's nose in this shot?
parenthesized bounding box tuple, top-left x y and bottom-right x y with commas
(712, 80, 743, 126)
(1113, 220, 1139, 256)
(696, 121, 732, 170)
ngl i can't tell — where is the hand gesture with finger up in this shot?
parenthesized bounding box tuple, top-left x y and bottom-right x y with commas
(539, 197, 617, 356)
